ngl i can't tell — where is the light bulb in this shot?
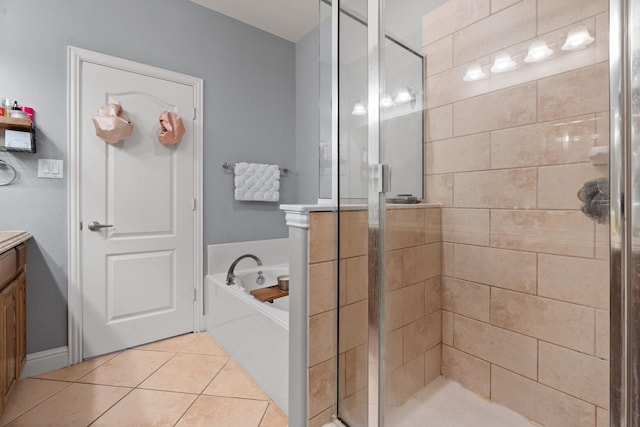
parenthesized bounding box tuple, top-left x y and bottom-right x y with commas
(352, 102, 367, 116)
(380, 95, 394, 109)
(463, 63, 486, 81)
(394, 89, 414, 104)
(561, 25, 595, 51)
(491, 52, 516, 73)
(524, 40, 553, 63)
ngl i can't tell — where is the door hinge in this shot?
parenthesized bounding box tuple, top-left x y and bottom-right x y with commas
(192, 108, 196, 120)
(192, 198, 197, 211)
(193, 288, 197, 301)
(80, 221, 83, 230)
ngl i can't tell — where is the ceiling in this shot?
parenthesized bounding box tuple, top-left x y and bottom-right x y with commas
(190, 0, 319, 42)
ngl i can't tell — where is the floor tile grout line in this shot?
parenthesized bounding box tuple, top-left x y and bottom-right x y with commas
(0, 379, 75, 426)
(86, 386, 137, 427)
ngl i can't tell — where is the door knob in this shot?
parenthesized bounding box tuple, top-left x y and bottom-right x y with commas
(88, 221, 114, 231)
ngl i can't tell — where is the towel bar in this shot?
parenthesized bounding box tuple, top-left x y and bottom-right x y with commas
(222, 162, 290, 175)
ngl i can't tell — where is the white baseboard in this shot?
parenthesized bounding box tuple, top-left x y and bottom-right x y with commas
(21, 346, 69, 378)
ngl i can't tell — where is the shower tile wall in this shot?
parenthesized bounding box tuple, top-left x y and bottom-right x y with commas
(423, 0, 609, 426)
(306, 206, 443, 426)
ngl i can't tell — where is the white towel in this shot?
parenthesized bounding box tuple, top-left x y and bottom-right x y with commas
(234, 162, 280, 202)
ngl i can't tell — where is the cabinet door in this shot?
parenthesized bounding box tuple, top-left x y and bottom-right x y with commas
(16, 273, 25, 376)
(1, 280, 17, 406)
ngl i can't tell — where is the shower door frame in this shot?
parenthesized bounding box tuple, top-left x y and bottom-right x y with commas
(610, 0, 640, 426)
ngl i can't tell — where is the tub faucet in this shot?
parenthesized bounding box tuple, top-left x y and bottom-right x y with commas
(226, 254, 263, 285)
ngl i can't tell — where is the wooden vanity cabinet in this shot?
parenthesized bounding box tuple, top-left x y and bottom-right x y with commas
(0, 243, 26, 418)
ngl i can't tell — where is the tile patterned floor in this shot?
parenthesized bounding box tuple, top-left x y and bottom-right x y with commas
(0, 333, 288, 427)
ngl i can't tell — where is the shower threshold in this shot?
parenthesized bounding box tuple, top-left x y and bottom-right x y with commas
(387, 377, 541, 427)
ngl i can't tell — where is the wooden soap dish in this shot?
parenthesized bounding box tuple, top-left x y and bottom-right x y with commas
(250, 285, 289, 303)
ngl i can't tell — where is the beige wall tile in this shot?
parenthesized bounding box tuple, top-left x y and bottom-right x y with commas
(442, 277, 490, 322)
(422, 0, 490, 46)
(386, 282, 426, 331)
(346, 256, 367, 304)
(491, 0, 520, 13)
(597, 407, 610, 427)
(539, 163, 607, 210)
(403, 243, 441, 285)
(309, 261, 337, 316)
(595, 222, 610, 260)
(538, 254, 609, 309)
(309, 407, 334, 427)
(427, 133, 491, 174)
(344, 344, 367, 396)
(403, 311, 442, 363)
(539, 62, 609, 122)
(442, 208, 490, 245)
(339, 388, 366, 425)
(442, 311, 454, 346)
(537, 0, 608, 34)
(308, 358, 337, 418)
(596, 110, 609, 147)
(385, 328, 404, 372)
(491, 210, 595, 257)
(386, 208, 426, 250)
(310, 212, 337, 264)
(491, 117, 596, 169)
(339, 300, 367, 353)
(596, 309, 610, 360)
(424, 35, 453, 77)
(425, 277, 442, 315)
(425, 174, 453, 206)
(492, 366, 596, 427)
(596, 12, 609, 63)
(442, 242, 453, 277)
(425, 105, 453, 142)
(339, 211, 368, 258)
(309, 310, 337, 368)
(385, 250, 404, 292)
(454, 168, 537, 209)
(491, 288, 595, 353)
(453, 244, 537, 294)
(539, 341, 609, 408)
(454, 316, 538, 379)
(425, 344, 442, 385)
(387, 354, 425, 408)
(338, 352, 345, 401)
(425, 70, 456, 109)
(453, 82, 537, 136)
(453, 0, 536, 66)
(425, 207, 443, 244)
(442, 345, 490, 398)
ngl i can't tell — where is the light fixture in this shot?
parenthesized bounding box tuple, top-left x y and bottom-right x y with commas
(380, 95, 394, 109)
(352, 101, 367, 116)
(491, 52, 517, 73)
(463, 63, 486, 81)
(524, 39, 553, 63)
(394, 88, 415, 104)
(561, 25, 595, 51)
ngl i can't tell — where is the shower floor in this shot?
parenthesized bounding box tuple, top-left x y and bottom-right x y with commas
(386, 377, 540, 427)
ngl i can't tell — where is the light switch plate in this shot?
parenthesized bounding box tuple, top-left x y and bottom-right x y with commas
(38, 159, 64, 179)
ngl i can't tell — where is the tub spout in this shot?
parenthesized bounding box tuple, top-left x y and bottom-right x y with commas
(226, 254, 263, 285)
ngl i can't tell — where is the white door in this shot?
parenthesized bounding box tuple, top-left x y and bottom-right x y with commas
(80, 60, 198, 358)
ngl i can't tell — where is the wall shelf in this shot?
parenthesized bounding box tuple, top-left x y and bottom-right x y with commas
(0, 116, 36, 153)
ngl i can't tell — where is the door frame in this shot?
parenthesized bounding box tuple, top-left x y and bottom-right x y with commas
(67, 46, 204, 365)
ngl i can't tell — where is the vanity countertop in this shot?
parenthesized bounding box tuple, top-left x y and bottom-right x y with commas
(0, 231, 31, 253)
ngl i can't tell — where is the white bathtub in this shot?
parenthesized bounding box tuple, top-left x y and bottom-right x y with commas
(205, 263, 289, 414)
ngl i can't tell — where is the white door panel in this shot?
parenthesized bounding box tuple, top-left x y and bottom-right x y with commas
(80, 61, 196, 358)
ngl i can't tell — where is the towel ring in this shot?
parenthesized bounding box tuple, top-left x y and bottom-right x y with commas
(0, 160, 17, 186)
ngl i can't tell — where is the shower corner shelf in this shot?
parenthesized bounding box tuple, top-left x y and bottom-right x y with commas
(0, 116, 36, 153)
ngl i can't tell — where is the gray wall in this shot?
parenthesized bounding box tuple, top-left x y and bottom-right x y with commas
(295, 27, 321, 203)
(0, 1, 296, 353)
